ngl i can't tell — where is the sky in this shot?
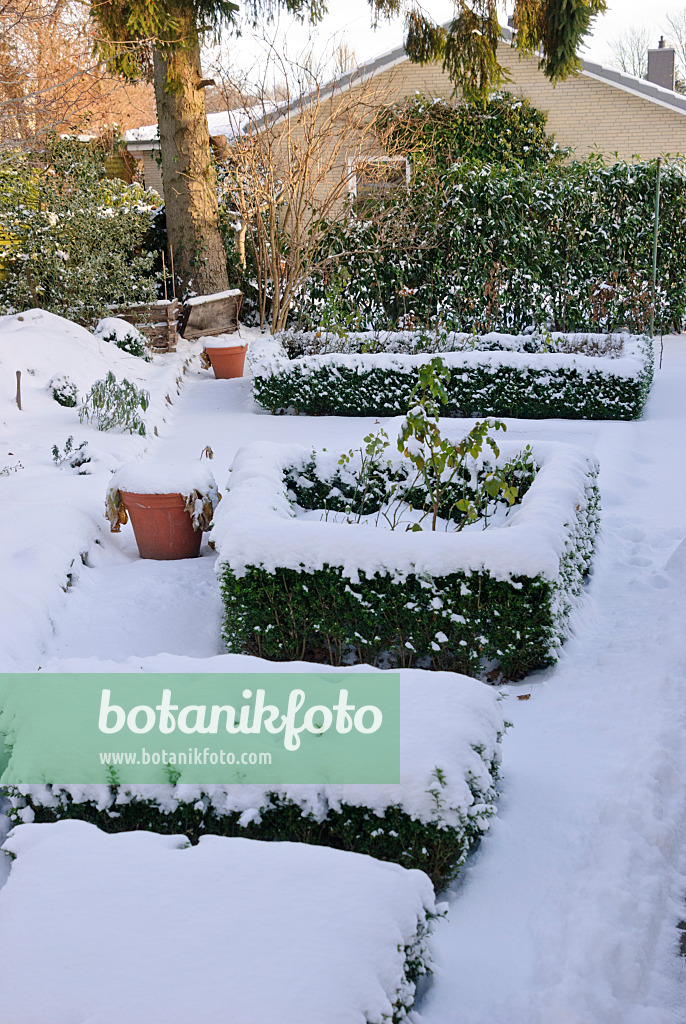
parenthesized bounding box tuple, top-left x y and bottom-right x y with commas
(220, 0, 686, 81)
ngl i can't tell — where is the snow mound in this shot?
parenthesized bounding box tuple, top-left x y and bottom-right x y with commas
(0, 819, 437, 1024)
(94, 317, 147, 347)
(0, 308, 154, 398)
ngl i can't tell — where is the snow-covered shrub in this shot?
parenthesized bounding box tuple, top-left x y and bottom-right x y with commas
(0, 821, 439, 1022)
(51, 436, 90, 471)
(298, 157, 686, 334)
(7, 666, 505, 891)
(94, 317, 150, 360)
(214, 437, 599, 680)
(105, 459, 220, 533)
(79, 371, 150, 435)
(252, 330, 653, 420)
(0, 137, 161, 325)
(49, 374, 78, 408)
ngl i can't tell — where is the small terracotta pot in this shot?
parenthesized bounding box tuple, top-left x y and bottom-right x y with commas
(205, 343, 248, 379)
(120, 491, 202, 560)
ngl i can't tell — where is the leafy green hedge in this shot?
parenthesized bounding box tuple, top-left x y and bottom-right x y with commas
(7, 778, 497, 892)
(299, 156, 686, 334)
(252, 332, 654, 420)
(214, 441, 600, 680)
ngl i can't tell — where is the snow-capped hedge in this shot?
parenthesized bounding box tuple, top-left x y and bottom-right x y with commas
(7, 662, 504, 891)
(250, 330, 653, 419)
(0, 821, 438, 1023)
(214, 439, 599, 679)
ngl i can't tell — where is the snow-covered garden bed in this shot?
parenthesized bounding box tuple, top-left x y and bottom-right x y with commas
(6, 661, 505, 890)
(0, 820, 438, 1023)
(214, 436, 599, 679)
(251, 329, 653, 419)
(0, 309, 198, 670)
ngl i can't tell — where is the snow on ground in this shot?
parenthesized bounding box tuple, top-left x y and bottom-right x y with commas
(0, 309, 200, 670)
(0, 315, 685, 1021)
(0, 819, 436, 1024)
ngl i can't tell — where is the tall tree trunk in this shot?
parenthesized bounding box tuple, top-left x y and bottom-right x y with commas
(152, 11, 229, 297)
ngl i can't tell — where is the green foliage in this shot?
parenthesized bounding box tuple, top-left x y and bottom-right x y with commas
(92, 0, 239, 81)
(51, 437, 90, 469)
(222, 564, 550, 679)
(218, 436, 599, 678)
(11, 764, 500, 891)
(0, 138, 161, 325)
(101, 327, 150, 360)
(377, 92, 565, 175)
(399, 0, 606, 99)
(253, 334, 654, 421)
(514, 0, 608, 85)
(79, 371, 150, 434)
(299, 157, 684, 335)
(49, 375, 78, 408)
(91, 0, 325, 83)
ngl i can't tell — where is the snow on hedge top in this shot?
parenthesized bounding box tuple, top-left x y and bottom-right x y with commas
(8, 653, 504, 828)
(0, 820, 436, 1024)
(108, 459, 218, 498)
(250, 330, 650, 380)
(212, 438, 598, 583)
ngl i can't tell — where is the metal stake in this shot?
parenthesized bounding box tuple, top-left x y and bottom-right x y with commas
(650, 156, 662, 340)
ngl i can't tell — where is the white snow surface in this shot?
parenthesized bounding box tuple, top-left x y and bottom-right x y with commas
(124, 108, 255, 144)
(185, 288, 244, 306)
(93, 316, 147, 346)
(108, 458, 218, 498)
(0, 819, 436, 1024)
(201, 334, 249, 349)
(212, 438, 597, 581)
(0, 315, 685, 1022)
(6, 655, 503, 827)
(0, 308, 202, 670)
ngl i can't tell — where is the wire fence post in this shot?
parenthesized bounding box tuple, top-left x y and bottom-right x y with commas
(650, 156, 662, 340)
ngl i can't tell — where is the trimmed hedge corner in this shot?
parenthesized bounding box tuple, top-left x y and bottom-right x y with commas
(213, 438, 600, 680)
(250, 330, 653, 420)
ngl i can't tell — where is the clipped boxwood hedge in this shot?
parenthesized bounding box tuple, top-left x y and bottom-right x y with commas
(6, 667, 505, 892)
(7, 784, 489, 893)
(214, 439, 600, 680)
(250, 330, 653, 420)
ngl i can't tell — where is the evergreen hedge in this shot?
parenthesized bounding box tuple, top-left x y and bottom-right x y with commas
(299, 157, 686, 334)
(8, 775, 497, 892)
(252, 331, 654, 420)
(215, 440, 600, 680)
(0, 138, 161, 324)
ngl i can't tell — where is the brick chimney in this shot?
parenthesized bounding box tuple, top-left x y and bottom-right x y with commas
(647, 36, 676, 90)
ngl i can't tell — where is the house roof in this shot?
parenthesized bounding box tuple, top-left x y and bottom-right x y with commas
(124, 108, 257, 149)
(258, 22, 686, 127)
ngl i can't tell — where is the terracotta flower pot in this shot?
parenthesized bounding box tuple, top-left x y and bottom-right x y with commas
(119, 491, 202, 560)
(205, 343, 248, 379)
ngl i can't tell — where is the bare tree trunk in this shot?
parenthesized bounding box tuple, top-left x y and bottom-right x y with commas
(152, 11, 229, 297)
